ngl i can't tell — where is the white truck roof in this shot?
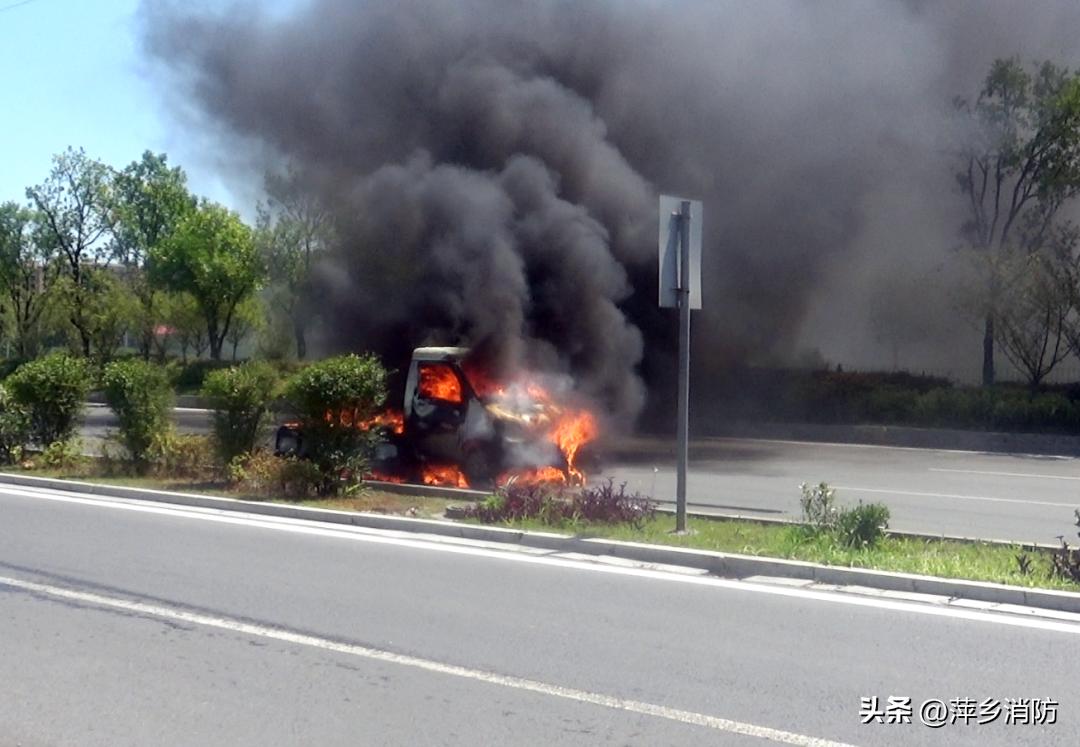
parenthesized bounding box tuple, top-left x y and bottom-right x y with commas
(412, 346, 471, 362)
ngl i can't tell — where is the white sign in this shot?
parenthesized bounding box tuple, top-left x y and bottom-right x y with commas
(658, 195, 702, 309)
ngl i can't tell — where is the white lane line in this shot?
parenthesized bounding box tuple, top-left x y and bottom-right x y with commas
(929, 468, 1080, 481)
(4, 485, 1080, 634)
(692, 437, 1076, 459)
(832, 485, 1074, 508)
(0, 575, 855, 747)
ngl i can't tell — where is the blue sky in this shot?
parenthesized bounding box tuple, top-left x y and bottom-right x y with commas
(0, 0, 287, 212)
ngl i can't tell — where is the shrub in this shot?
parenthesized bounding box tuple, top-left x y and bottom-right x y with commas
(835, 502, 890, 548)
(102, 359, 173, 464)
(464, 479, 655, 528)
(171, 359, 233, 393)
(799, 481, 838, 530)
(283, 353, 388, 494)
(1051, 509, 1080, 583)
(202, 361, 279, 464)
(151, 433, 217, 480)
(6, 353, 90, 445)
(0, 385, 30, 464)
(228, 451, 322, 500)
(38, 439, 85, 470)
(574, 479, 656, 528)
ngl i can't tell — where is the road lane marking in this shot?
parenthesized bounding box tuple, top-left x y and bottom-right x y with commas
(0, 574, 856, 747)
(4, 485, 1080, 634)
(832, 485, 1075, 508)
(929, 468, 1080, 481)
(633, 436, 1076, 459)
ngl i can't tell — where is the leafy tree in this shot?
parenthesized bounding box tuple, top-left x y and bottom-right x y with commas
(0, 202, 59, 358)
(225, 295, 265, 361)
(111, 152, 196, 359)
(955, 59, 1080, 385)
(258, 171, 334, 359)
(26, 148, 115, 358)
(150, 202, 263, 360)
(81, 269, 140, 367)
(159, 291, 206, 362)
(995, 237, 1074, 389)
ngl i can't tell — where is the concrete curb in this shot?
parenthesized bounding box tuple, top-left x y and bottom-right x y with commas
(2, 471, 1078, 615)
(367, 479, 1063, 552)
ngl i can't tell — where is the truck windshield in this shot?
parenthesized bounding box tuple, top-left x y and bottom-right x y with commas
(417, 363, 464, 404)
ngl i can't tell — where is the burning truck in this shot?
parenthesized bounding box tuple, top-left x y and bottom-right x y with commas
(275, 347, 599, 488)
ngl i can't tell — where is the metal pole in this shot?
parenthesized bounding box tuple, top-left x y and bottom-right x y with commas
(676, 200, 692, 533)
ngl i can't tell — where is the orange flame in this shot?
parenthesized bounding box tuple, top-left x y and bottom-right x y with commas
(322, 408, 405, 435)
(549, 409, 598, 483)
(497, 466, 568, 486)
(419, 364, 463, 403)
(363, 409, 405, 435)
(422, 463, 469, 488)
(461, 360, 501, 398)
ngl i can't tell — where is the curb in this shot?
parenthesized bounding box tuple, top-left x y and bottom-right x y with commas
(2, 472, 1078, 615)
(367, 479, 1062, 553)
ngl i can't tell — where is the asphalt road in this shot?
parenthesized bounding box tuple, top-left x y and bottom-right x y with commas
(1, 483, 1078, 746)
(79, 406, 1080, 544)
(599, 437, 1080, 545)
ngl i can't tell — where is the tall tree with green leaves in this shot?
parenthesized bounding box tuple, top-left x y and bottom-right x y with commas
(224, 295, 265, 361)
(0, 202, 59, 358)
(150, 202, 263, 360)
(25, 148, 115, 358)
(258, 170, 335, 359)
(110, 152, 196, 359)
(955, 58, 1080, 385)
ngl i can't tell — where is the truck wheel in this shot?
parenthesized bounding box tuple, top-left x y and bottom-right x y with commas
(275, 426, 301, 457)
(463, 449, 496, 490)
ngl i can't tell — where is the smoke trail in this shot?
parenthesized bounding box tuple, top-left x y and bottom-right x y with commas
(140, 0, 1080, 421)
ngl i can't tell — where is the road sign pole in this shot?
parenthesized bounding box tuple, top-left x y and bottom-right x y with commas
(676, 200, 692, 533)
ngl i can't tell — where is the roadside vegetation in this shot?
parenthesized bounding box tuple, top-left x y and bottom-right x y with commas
(686, 367, 1080, 435)
(0, 351, 390, 499)
(461, 479, 1080, 592)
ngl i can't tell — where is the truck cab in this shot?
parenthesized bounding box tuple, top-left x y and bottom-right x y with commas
(275, 346, 565, 487)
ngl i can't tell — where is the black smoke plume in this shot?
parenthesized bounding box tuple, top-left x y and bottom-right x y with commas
(140, 0, 1080, 424)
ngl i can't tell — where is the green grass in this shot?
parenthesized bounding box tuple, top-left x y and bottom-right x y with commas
(7, 459, 1077, 592)
(502, 515, 1078, 591)
(4, 460, 457, 518)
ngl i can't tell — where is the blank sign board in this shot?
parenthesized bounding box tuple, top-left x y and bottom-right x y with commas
(658, 195, 702, 309)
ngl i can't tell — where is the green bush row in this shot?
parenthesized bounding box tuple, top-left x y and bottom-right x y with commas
(0, 353, 389, 495)
(778, 373, 1080, 431)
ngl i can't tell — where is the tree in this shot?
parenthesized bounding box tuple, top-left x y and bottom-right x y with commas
(994, 234, 1074, 389)
(162, 292, 208, 362)
(258, 171, 335, 359)
(111, 152, 196, 359)
(26, 148, 115, 358)
(0, 203, 58, 358)
(150, 202, 263, 360)
(80, 269, 139, 367)
(955, 59, 1080, 385)
(225, 295, 265, 361)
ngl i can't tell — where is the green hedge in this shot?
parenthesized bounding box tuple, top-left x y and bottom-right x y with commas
(102, 359, 174, 464)
(283, 353, 388, 494)
(202, 361, 280, 463)
(6, 353, 90, 445)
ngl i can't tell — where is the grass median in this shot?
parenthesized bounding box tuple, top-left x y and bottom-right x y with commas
(7, 460, 1078, 593)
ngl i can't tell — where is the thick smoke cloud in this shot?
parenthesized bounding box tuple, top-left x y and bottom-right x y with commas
(140, 0, 1080, 423)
